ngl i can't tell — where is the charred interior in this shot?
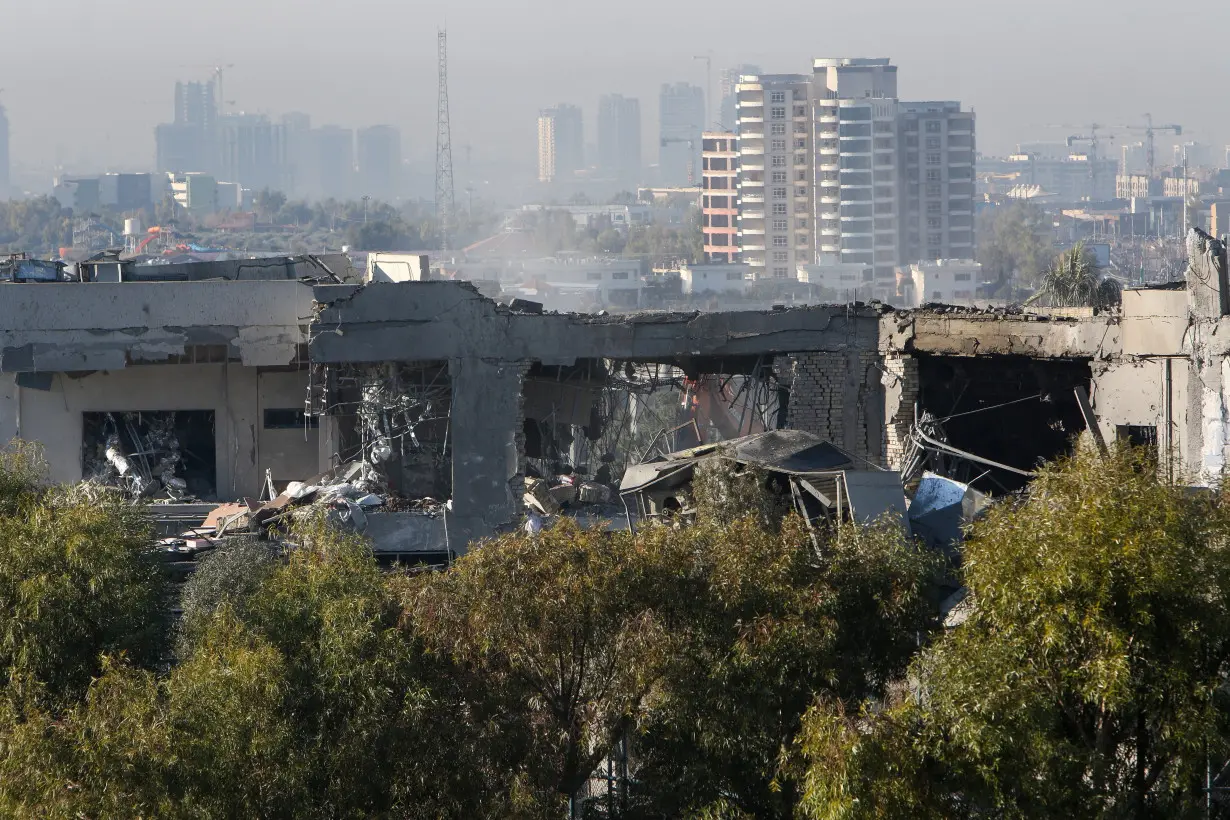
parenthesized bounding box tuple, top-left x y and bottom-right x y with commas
(315, 361, 453, 500)
(913, 354, 1092, 493)
(82, 410, 218, 500)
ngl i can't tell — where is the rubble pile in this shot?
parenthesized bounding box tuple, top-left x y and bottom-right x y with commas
(523, 473, 616, 518)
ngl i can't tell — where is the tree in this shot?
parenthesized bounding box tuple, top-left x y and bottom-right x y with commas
(976, 202, 1055, 293)
(406, 519, 675, 815)
(629, 510, 936, 819)
(797, 445, 1230, 819)
(1027, 241, 1121, 309)
(254, 189, 287, 221)
(0, 444, 165, 708)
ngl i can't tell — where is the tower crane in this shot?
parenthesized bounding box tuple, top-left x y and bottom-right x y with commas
(660, 135, 699, 185)
(1109, 114, 1182, 179)
(1065, 125, 1106, 200)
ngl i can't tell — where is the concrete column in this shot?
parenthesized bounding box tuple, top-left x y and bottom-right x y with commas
(1185, 230, 1230, 484)
(223, 363, 261, 498)
(447, 358, 526, 552)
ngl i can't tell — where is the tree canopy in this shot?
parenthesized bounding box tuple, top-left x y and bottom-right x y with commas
(796, 445, 1230, 819)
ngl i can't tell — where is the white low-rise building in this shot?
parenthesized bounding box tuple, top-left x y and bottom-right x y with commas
(680, 263, 750, 294)
(905, 258, 983, 307)
(798, 255, 874, 300)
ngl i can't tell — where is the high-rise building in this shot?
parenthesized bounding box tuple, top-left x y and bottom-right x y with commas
(734, 74, 811, 279)
(598, 94, 642, 184)
(896, 101, 976, 269)
(702, 132, 739, 263)
(719, 65, 760, 132)
(0, 102, 9, 197)
(281, 113, 313, 197)
(313, 126, 355, 201)
(812, 58, 901, 293)
(537, 104, 584, 183)
(735, 58, 973, 292)
(217, 113, 287, 192)
(155, 79, 219, 175)
(1122, 142, 1147, 176)
(357, 125, 403, 202)
(659, 83, 706, 186)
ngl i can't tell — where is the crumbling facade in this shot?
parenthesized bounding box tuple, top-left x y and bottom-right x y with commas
(2, 235, 1228, 553)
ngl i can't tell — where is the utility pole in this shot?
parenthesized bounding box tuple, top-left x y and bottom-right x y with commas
(435, 29, 456, 253)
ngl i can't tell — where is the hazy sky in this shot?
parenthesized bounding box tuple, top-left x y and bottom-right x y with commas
(3, 0, 1228, 183)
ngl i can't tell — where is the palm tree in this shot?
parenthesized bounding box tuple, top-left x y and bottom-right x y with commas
(1026, 242, 1121, 309)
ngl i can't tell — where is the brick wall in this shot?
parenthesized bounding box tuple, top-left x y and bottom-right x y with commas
(883, 354, 919, 470)
(787, 350, 887, 465)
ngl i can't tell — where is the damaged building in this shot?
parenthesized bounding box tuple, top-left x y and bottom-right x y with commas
(1, 230, 1228, 555)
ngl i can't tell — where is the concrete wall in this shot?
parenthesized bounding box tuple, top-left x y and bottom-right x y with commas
(12, 365, 258, 496)
(0, 281, 314, 372)
(257, 370, 320, 485)
(3, 363, 322, 499)
(367, 253, 430, 283)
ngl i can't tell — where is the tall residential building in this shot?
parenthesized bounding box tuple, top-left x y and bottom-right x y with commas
(597, 94, 642, 184)
(357, 125, 403, 202)
(719, 65, 760, 132)
(0, 103, 9, 197)
(313, 126, 355, 200)
(659, 83, 706, 186)
(1122, 142, 1147, 176)
(701, 132, 739, 263)
(735, 74, 812, 279)
(217, 113, 287, 192)
(896, 101, 976, 268)
(156, 80, 219, 175)
(281, 113, 313, 197)
(537, 104, 584, 183)
(812, 58, 901, 294)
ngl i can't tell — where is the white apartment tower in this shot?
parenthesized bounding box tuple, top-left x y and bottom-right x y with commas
(735, 74, 812, 279)
(812, 58, 900, 297)
(537, 104, 584, 184)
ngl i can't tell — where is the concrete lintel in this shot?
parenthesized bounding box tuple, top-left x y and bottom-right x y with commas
(310, 281, 882, 365)
(884, 313, 1122, 360)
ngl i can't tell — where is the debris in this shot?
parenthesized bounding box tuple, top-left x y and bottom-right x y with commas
(578, 482, 611, 504)
(549, 483, 578, 505)
(908, 472, 990, 554)
(524, 477, 561, 515)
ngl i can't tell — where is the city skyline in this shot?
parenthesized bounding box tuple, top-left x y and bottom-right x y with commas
(2, 0, 1228, 189)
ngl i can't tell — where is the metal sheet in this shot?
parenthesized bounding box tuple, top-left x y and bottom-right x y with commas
(843, 470, 910, 533)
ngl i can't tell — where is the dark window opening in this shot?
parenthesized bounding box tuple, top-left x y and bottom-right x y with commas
(82, 410, 217, 500)
(1117, 425, 1157, 448)
(915, 354, 1092, 494)
(264, 408, 320, 430)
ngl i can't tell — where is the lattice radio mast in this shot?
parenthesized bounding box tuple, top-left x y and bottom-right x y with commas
(435, 29, 456, 252)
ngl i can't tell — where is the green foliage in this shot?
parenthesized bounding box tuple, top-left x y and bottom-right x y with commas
(630, 516, 937, 819)
(976, 202, 1055, 292)
(176, 535, 278, 657)
(1027, 241, 1122, 309)
(0, 444, 163, 707)
(407, 519, 675, 810)
(797, 445, 1230, 819)
(691, 459, 792, 531)
(0, 197, 73, 255)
